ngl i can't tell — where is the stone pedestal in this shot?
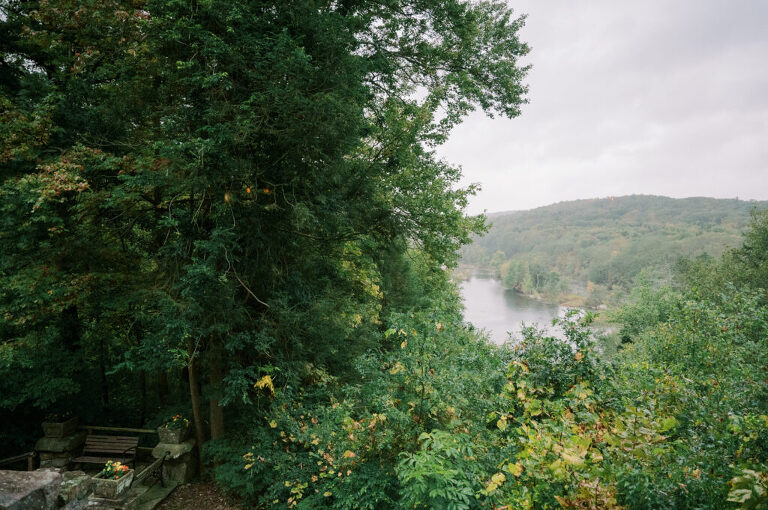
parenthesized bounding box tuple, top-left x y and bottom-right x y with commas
(151, 439, 196, 484)
(0, 468, 62, 510)
(35, 431, 87, 469)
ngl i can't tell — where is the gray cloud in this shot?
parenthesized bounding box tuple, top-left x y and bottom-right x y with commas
(438, 0, 768, 214)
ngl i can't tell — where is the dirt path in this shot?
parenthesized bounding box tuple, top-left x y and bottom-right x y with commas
(156, 482, 242, 510)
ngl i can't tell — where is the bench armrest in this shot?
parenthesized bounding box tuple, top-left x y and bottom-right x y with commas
(121, 445, 138, 469)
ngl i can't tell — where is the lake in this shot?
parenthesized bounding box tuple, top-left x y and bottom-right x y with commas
(460, 272, 566, 344)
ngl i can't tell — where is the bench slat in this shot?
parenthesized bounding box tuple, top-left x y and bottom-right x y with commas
(85, 443, 136, 450)
(85, 437, 139, 443)
(84, 440, 138, 444)
(84, 441, 138, 447)
(75, 434, 139, 468)
(72, 456, 131, 464)
(85, 439, 138, 444)
(83, 446, 136, 451)
(83, 447, 136, 452)
(84, 439, 138, 447)
(85, 435, 138, 440)
(82, 448, 136, 455)
(83, 445, 136, 452)
(84, 445, 137, 450)
(86, 435, 138, 439)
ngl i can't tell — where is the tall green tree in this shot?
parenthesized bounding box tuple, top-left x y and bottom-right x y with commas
(0, 0, 529, 451)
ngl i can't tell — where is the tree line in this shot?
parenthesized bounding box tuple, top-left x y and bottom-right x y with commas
(461, 195, 766, 306)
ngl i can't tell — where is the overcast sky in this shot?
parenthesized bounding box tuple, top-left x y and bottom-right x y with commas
(438, 0, 768, 215)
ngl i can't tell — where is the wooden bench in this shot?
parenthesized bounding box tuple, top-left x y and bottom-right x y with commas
(72, 435, 138, 469)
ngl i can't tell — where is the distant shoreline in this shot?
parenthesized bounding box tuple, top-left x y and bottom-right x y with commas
(454, 265, 606, 312)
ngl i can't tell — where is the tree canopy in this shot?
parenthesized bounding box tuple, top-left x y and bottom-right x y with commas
(0, 0, 528, 451)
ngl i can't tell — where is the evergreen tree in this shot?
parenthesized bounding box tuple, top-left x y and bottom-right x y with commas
(0, 0, 529, 450)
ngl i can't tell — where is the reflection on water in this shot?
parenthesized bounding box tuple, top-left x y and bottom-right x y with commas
(460, 273, 566, 344)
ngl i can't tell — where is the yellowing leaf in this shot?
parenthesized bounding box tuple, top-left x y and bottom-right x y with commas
(507, 462, 523, 477)
(323, 492, 332, 497)
(574, 351, 584, 361)
(342, 450, 356, 459)
(659, 416, 678, 432)
(254, 375, 275, 395)
(562, 450, 585, 465)
(400, 340, 407, 349)
(269, 420, 277, 429)
(497, 416, 508, 431)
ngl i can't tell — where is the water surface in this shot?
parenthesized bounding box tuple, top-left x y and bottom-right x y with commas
(460, 273, 565, 344)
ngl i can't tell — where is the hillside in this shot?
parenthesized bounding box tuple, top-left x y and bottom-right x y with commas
(460, 195, 768, 306)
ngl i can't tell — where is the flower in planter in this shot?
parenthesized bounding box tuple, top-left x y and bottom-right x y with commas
(162, 414, 190, 430)
(44, 410, 73, 423)
(101, 460, 130, 480)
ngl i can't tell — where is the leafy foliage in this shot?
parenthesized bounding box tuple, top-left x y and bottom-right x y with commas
(1, 0, 527, 416)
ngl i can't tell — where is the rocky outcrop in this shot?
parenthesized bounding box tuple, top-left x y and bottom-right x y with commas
(0, 468, 62, 510)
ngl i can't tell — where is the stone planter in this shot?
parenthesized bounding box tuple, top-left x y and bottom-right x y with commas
(157, 424, 188, 444)
(41, 417, 78, 438)
(91, 470, 134, 499)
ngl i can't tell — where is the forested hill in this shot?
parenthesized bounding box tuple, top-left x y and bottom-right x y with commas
(461, 195, 768, 305)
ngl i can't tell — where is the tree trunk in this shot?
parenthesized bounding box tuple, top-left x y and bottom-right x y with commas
(99, 337, 109, 410)
(139, 370, 147, 426)
(187, 349, 206, 458)
(60, 305, 81, 351)
(209, 342, 225, 440)
(157, 371, 168, 406)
